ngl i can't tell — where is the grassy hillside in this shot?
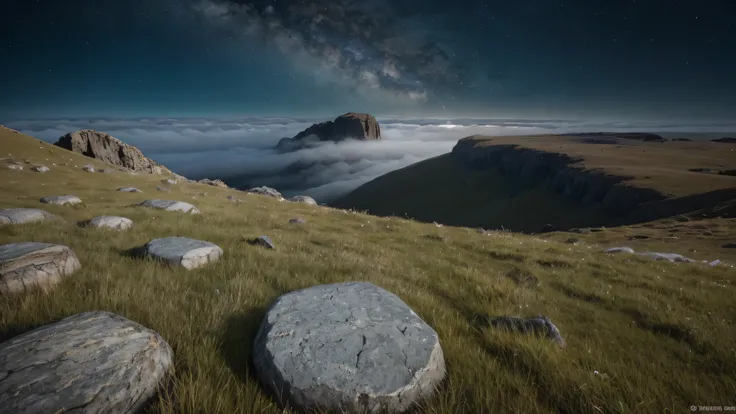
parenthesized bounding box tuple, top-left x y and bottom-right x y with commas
(1, 127, 735, 413)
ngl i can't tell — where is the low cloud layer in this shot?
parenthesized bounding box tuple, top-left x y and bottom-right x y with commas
(6, 117, 735, 203)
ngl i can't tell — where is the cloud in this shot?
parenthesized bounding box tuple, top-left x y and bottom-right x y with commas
(6, 116, 735, 204)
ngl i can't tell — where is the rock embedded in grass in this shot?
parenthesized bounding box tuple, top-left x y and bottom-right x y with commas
(290, 195, 318, 205)
(118, 186, 143, 193)
(604, 247, 635, 254)
(489, 315, 566, 347)
(144, 237, 223, 269)
(253, 281, 446, 413)
(6, 164, 22, 170)
(639, 252, 694, 263)
(247, 186, 284, 200)
(40, 195, 82, 205)
(82, 164, 95, 172)
(289, 218, 307, 224)
(86, 216, 133, 230)
(0, 311, 173, 413)
(0, 242, 81, 294)
(0, 208, 56, 224)
(249, 235, 275, 249)
(137, 199, 200, 214)
(32, 165, 50, 172)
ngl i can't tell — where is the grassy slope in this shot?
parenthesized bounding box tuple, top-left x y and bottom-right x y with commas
(1, 128, 735, 413)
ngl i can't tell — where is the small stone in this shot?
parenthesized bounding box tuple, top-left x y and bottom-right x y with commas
(290, 195, 317, 205)
(0, 311, 173, 413)
(156, 186, 170, 192)
(5, 164, 22, 170)
(0, 242, 81, 294)
(118, 187, 143, 193)
(144, 237, 223, 269)
(137, 199, 199, 214)
(0, 208, 55, 224)
(249, 235, 275, 249)
(604, 247, 635, 254)
(86, 216, 133, 230)
(82, 164, 95, 172)
(163, 179, 177, 185)
(40, 195, 82, 205)
(489, 315, 566, 347)
(253, 281, 446, 413)
(32, 165, 50, 172)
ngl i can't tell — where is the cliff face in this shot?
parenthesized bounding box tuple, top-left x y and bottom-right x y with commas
(277, 113, 381, 152)
(451, 138, 666, 217)
(54, 130, 171, 175)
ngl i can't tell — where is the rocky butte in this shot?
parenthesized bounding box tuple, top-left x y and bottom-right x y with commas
(54, 129, 171, 175)
(276, 112, 381, 152)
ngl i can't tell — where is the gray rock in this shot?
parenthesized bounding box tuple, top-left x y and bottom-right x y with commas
(156, 186, 170, 192)
(253, 281, 446, 413)
(604, 247, 635, 254)
(137, 199, 200, 214)
(82, 164, 95, 172)
(290, 195, 318, 205)
(489, 315, 566, 347)
(163, 179, 177, 185)
(0, 242, 81, 294)
(250, 235, 275, 249)
(40, 195, 82, 206)
(247, 186, 283, 200)
(86, 216, 133, 231)
(198, 178, 228, 188)
(226, 195, 241, 202)
(5, 164, 22, 171)
(32, 165, 49, 172)
(117, 187, 142, 193)
(289, 218, 307, 224)
(0, 208, 55, 225)
(639, 252, 694, 263)
(144, 237, 223, 269)
(0, 311, 173, 413)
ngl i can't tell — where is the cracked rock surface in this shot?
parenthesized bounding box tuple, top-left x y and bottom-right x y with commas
(0, 311, 173, 414)
(86, 216, 133, 230)
(253, 281, 446, 413)
(0, 242, 81, 294)
(39, 195, 82, 205)
(145, 237, 222, 270)
(0, 208, 55, 225)
(137, 199, 199, 214)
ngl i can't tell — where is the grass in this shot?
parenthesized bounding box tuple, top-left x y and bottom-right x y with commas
(1, 127, 736, 413)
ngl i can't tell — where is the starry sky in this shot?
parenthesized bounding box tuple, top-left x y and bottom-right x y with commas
(1, 0, 735, 120)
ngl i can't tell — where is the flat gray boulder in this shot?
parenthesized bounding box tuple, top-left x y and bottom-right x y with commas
(82, 164, 95, 172)
(0, 242, 81, 294)
(639, 252, 694, 263)
(144, 237, 222, 269)
(604, 247, 635, 254)
(249, 235, 275, 249)
(0, 311, 173, 413)
(0, 208, 55, 225)
(289, 218, 307, 224)
(86, 216, 133, 230)
(40, 195, 82, 205)
(32, 165, 49, 172)
(137, 199, 199, 214)
(253, 281, 446, 413)
(6, 164, 22, 171)
(290, 195, 318, 205)
(117, 187, 142, 193)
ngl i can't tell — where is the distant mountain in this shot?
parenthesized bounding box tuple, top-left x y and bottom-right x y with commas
(276, 112, 381, 152)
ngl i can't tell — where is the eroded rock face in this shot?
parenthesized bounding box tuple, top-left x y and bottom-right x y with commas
(54, 130, 170, 175)
(0, 242, 81, 294)
(40, 195, 82, 206)
(137, 199, 200, 214)
(277, 113, 381, 152)
(0, 208, 55, 225)
(86, 216, 133, 230)
(0, 311, 173, 413)
(253, 281, 446, 413)
(144, 237, 223, 269)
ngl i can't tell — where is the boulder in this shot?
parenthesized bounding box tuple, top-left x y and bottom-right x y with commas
(0, 311, 173, 413)
(277, 113, 381, 152)
(198, 178, 229, 188)
(117, 187, 142, 193)
(86, 216, 133, 231)
(54, 130, 171, 174)
(163, 178, 177, 185)
(32, 165, 49, 172)
(639, 252, 694, 263)
(144, 237, 223, 269)
(290, 195, 318, 205)
(604, 247, 635, 254)
(249, 235, 275, 249)
(0, 242, 81, 294)
(40, 195, 82, 206)
(247, 186, 284, 200)
(137, 199, 200, 214)
(489, 315, 566, 347)
(6, 164, 22, 171)
(0, 208, 55, 225)
(712, 137, 736, 143)
(253, 281, 445, 413)
(82, 164, 95, 172)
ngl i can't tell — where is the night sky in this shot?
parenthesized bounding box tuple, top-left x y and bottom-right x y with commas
(1, 0, 735, 120)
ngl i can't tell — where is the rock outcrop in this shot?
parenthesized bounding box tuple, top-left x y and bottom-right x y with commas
(276, 113, 381, 152)
(253, 281, 446, 413)
(198, 178, 229, 188)
(0, 242, 81, 294)
(247, 186, 284, 200)
(40, 195, 82, 206)
(0, 311, 173, 413)
(54, 130, 171, 175)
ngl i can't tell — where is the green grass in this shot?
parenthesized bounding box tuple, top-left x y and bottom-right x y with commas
(2, 128, 736, 413)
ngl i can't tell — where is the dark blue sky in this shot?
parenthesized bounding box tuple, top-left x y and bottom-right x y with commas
(1, 0, 734, 120)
